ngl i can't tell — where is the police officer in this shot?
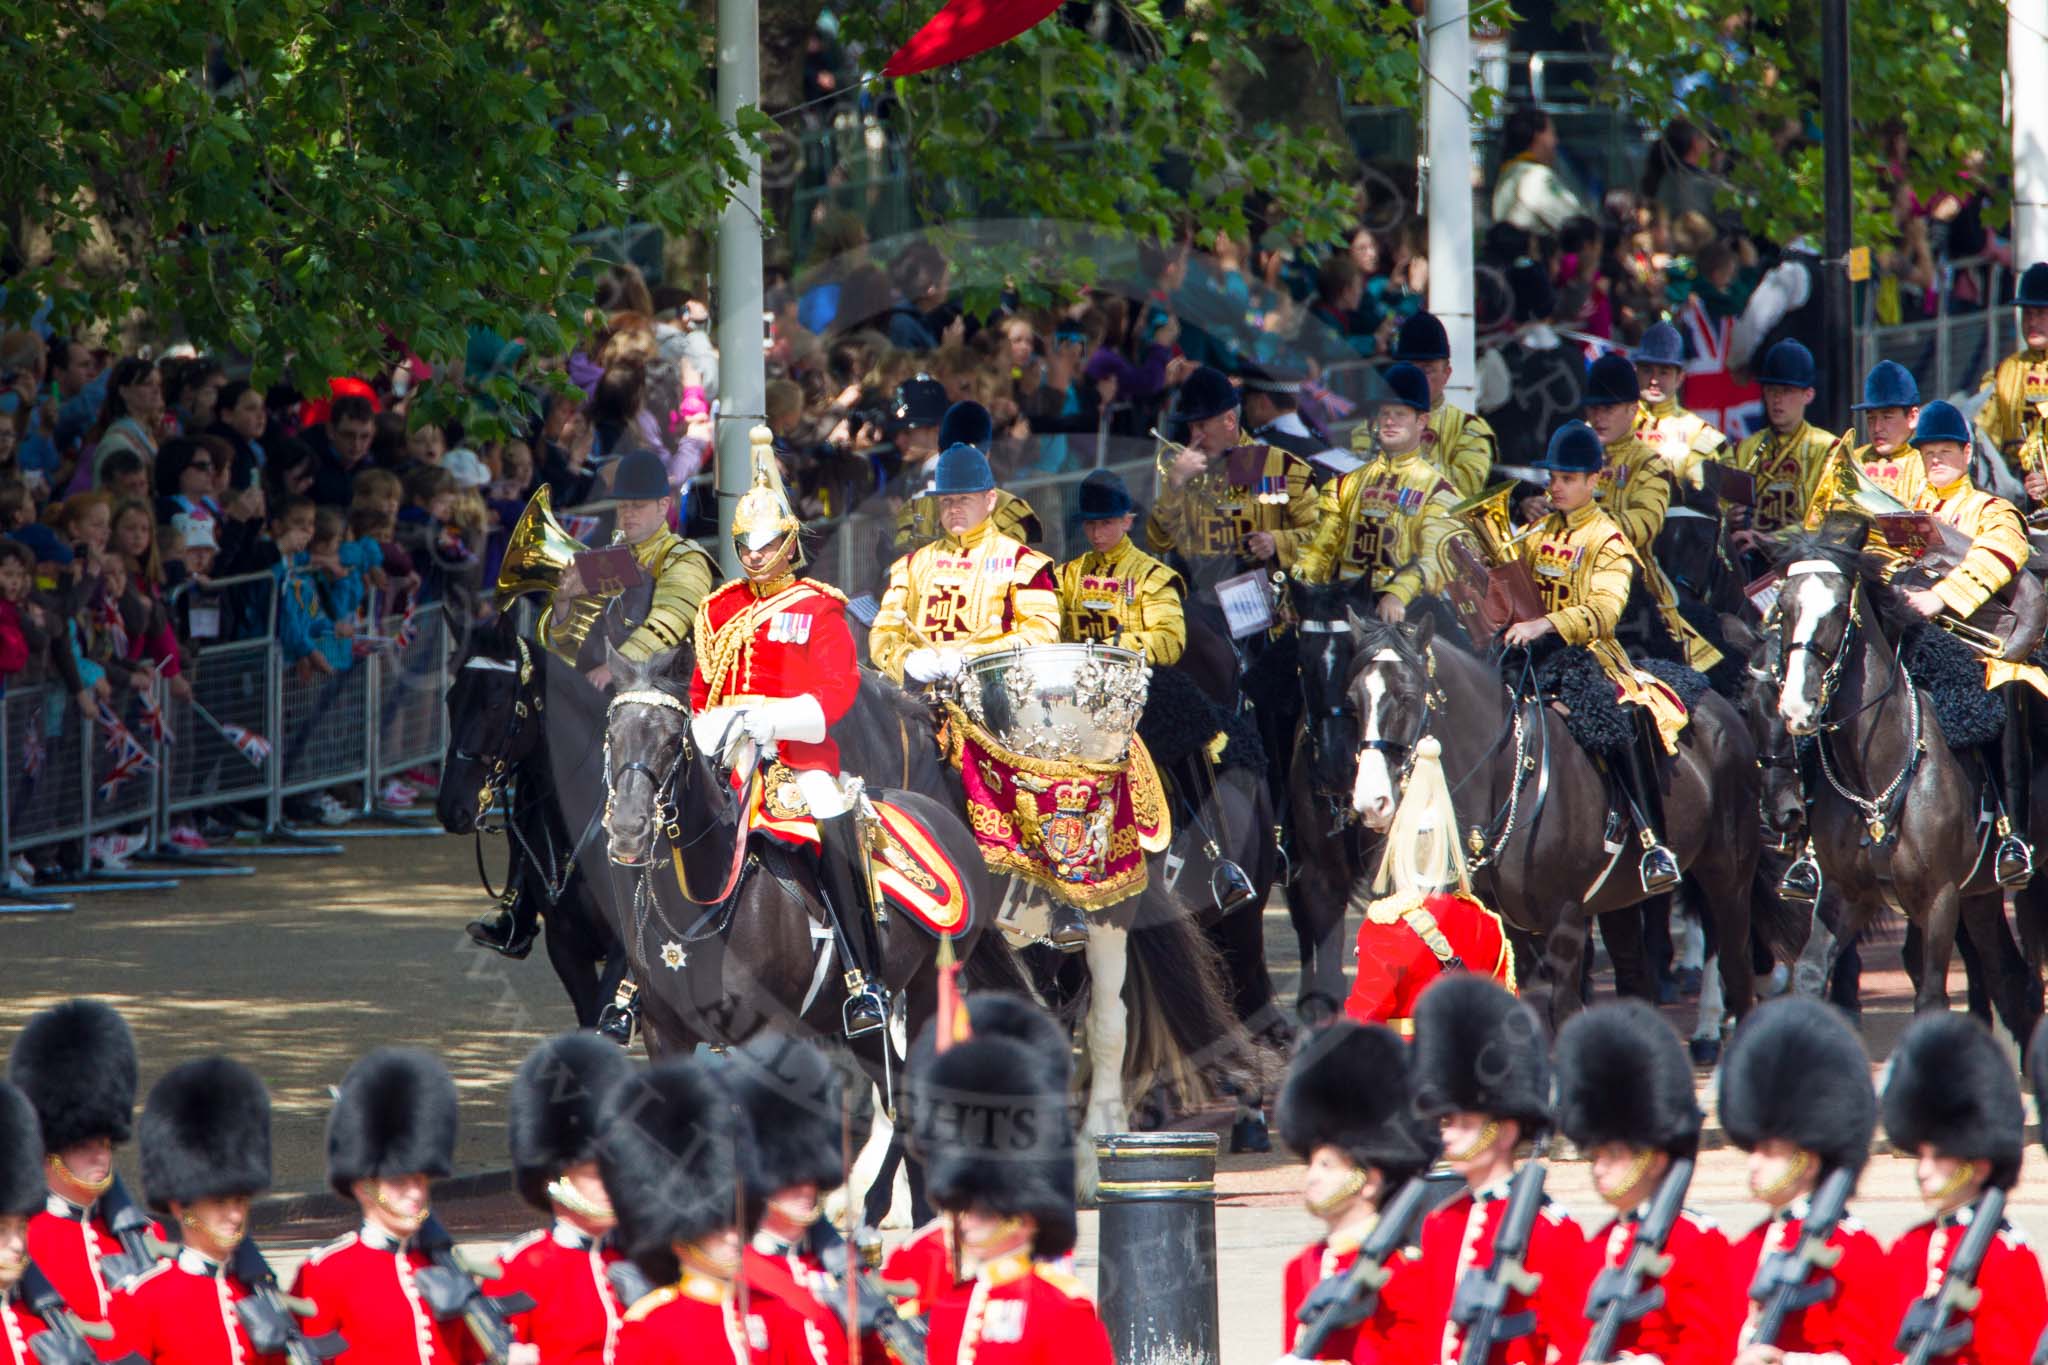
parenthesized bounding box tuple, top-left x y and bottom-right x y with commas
(692, 433, 888, 1035)
(912, 1019, 1112, 1365)
(1730, 339, 1840, 561)
(484, 1033, 637, 1364)
(894, 399, 1041, 557)
(109, 1057, 281, 1364)
(1901, 398, 2039, 885)
(1978, 262, 2048, 506)
(1554, 1002, 1733, 1365)
(1719, 998, 1890, 1365)
(291, 1048, 499, 1365)
(868, 442, 1061, 688)
(1410, 975, 1589, 1365)
(1633, 320, 1728, 487)
(1392, 313, 1498, 499)
(1146, 365, 1318, 576)
(1882, 1011, 2048, 1365)
(1501, 422, 1688, 893)
(1, 1082, 50, 1364)
(7, 999, 168, 1340)
(1294, 362, 1461, 621)
(1056, 470, 1186, 664)
(1277, 1020, 1441, 1364)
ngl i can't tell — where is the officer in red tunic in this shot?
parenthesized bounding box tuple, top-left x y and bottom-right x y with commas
(688, 427, 881, 1037)
(1344, 735, 1517, 1035)
(1554, 1001, 1734, 1365)
(723, 1034, 866, 1365)
(912, 1010, 1112, 1365)
(108, 1057, 286, 1364)
(2, 1082, 52, 1365)
(7, 999, 168, 1353)
(290, 1048, 498, 1365)
(1410, 976, 1590, 1365)
(1276, 1019, 1442, 1364)
(1719, 997, 1890, 1365)
(485, 1033, 637, 1365)
(599, 1057, 806, 1365)
(1883, 1013, 2046, 1365)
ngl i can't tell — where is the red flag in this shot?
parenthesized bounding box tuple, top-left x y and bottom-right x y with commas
(882, 0, 1065, 78)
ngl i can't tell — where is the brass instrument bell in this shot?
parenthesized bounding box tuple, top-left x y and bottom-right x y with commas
(494, 485, 586, 609)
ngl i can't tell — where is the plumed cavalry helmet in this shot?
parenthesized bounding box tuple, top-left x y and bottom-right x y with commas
(1279, 1019, 1441, 1199)
(508, 1032, 635, 1212)
(9, 998, 140, 1153)
(731, 423, 803, 576)
(139, 1056, 273, 1211)
(1885, 1012, 2024, 1191)
(1554, 1001, 1702, 1158)
(1718, 996, 1875, 1175)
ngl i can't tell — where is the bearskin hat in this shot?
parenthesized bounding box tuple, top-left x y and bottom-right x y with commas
(919, 1034, 1077, 1259)
(1554, 1001, 1702, 1157)
(324, 1048, 458, 1198)
(938, 400, 994, 455)
(0, 1081, 45, 1218)
(1883, 1012, 2024, 1190)
(1410, 976, 1552, 1135)
(1279, 1021, 1440, 1196)
(719, 1033, 869, 1200)
(8, 999, 139, 1152)
(596, 1058, 741, 1280)
(139, 1057, 272, 1212)
(508, 1033, 635, 1212)
(906, 995, 1072, 1163)
(1718, 997, 1875, 1174)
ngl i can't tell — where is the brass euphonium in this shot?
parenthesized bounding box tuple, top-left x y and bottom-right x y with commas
(1436, 481, 1548, 641)
(494, 485, 586, 610)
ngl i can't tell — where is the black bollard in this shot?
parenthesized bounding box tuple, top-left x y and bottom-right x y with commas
(1094, 1132, 1219, 1365)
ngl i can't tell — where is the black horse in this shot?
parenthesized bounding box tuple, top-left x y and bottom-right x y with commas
(438, 614, 626, 1027)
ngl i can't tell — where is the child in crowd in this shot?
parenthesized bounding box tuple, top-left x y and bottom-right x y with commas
(404, 419, 447, 468)
(396, 465, 476, 604)
(0, 480, 75, 577)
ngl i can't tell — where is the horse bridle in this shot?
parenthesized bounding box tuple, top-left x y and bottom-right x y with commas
(1353, 645, 1445, 790)
(1778, 568, 1904, 735)
(604, 686, 694, 846)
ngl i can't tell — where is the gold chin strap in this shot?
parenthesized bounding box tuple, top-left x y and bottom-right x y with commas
(1306, 1167, 1370, 1219)
(1932, 1159, 1981, 1205)
(547, 1177, 615, 1221)
(765, 1194, 822, 1228)
(1600, 1147, 1660, 1208)
(372, 1188, 430, 1229)
(48, 1154, 114, 1197)
(1444, 1120, 1502, 1165)
(1755, 1149, 1814, 1203)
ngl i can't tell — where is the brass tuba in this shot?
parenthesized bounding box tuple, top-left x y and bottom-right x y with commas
(1436, 482, 1547, 642)
(494, 485, 585, 610)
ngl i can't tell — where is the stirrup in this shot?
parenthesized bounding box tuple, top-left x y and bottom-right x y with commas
(596, 982, 639, 1048)
(1996, 835, 2034, 889)
(842, 972, 888, 1038)
(1637, 833, 1680, 895)
(1779, 845, 1822, 903)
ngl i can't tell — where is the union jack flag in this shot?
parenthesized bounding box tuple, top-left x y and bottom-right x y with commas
(220, 723, 271, 767)
(1675, 296, 1764, 440)
(134, 669, 173, 746)
(97, 744, 149, 803)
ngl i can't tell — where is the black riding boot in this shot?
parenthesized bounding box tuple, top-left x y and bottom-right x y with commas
(1617, 715, 1680, 894)
(818, 810, 890, 1037)
(1997, 689, 2034, 887)
(466, 893, 538, 959)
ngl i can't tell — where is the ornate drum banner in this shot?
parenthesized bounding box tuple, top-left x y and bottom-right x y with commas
(939, 643, 1170, 910)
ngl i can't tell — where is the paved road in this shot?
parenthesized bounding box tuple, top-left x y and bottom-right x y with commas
(4, 829, 2028, 1363)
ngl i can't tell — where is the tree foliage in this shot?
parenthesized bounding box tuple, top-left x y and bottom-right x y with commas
(1555, 0, 2009, 247)
(0, 0, 751, 393)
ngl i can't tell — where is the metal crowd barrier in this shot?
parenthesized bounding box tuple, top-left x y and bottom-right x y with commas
(1854, 257, 2021, 409)
(1, 582, 459, 907)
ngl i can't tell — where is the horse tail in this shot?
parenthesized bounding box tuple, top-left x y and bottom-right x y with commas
(1109, 885, 1260, 1113)
(960, 929, 1040, 1002)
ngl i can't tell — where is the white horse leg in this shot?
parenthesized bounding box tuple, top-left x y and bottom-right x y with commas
(1792, 899, 1836, 998)
(1688, 951, 1726, 1063)
(1673, 903, 1705, 974)
(1075, 921, 1131, 1201)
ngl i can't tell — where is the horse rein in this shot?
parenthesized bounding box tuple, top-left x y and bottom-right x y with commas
(605, 686, 757, 906)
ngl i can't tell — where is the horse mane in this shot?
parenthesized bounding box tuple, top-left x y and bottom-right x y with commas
(1343, 617, 1430, 686)
(1770, 526, 1864, 575)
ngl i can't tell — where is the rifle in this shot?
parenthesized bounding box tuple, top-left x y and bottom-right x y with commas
(94, 1175, 170, 1288)
(1579, 1156, 1695, 1363)
(20, 1262, 144, 1365)
(1896, 1186, 2005, 1365)
(1745, 1165, 1854, 1348)
(412, 1212, 537, 1364)
(230, 1237, 348, 1364)
(1292, 1171, 1464, 1359)
(1450, 1162, 1549, 1365)
(812, 1223, 930, 1365)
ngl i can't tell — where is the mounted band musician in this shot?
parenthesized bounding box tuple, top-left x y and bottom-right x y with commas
(688, 429, 887, 1036)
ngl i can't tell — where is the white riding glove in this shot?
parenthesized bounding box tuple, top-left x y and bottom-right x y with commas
(902, 648, 964, 684)
(689, 706, 747, 759)
(742, 696, 827, 747)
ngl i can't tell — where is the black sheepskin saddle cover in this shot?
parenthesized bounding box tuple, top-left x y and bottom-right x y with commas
(1900, 621, 2004, 748)
(1141, 664, 1269, 779)
(1528, 645, 1635, 758)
